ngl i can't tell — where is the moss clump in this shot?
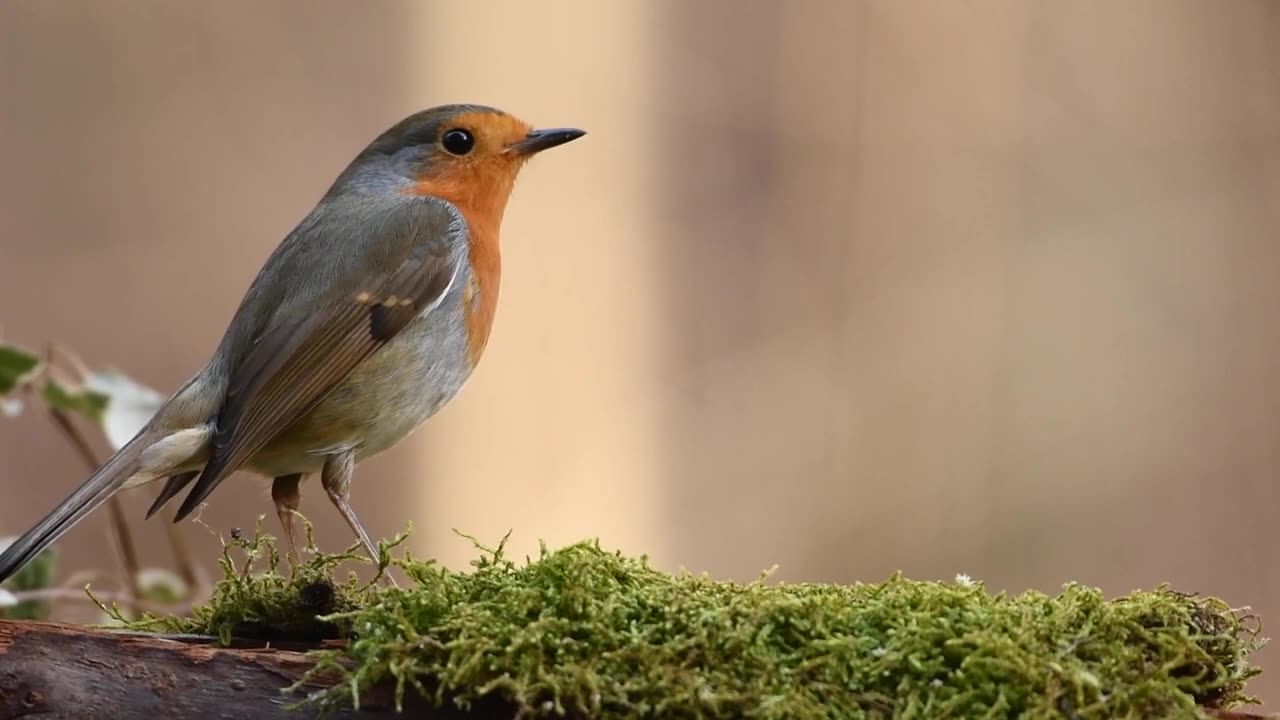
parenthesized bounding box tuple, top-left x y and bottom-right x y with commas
(131, 527, 1264, 719)
(122, 517, 386, 644)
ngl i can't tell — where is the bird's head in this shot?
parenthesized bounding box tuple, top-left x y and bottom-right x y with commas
(335, 104, 585, 223)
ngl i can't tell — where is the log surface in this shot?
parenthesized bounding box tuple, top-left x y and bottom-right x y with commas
(0, 619, 514, 719)
(0, 619, 1269, 719)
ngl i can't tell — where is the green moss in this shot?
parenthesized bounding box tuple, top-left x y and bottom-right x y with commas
(113, 517, 386, 644)
(123, 525, 1264, 719)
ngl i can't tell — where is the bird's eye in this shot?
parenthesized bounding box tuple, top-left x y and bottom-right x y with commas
(441, 128, 475, 156)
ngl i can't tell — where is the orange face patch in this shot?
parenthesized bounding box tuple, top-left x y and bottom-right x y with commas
(441, 111, 534, 157)
(404, 110, 532, 368)
(406, 110, 534, 233)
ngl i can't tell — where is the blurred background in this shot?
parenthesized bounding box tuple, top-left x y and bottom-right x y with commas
(2, 0, 1279, 709)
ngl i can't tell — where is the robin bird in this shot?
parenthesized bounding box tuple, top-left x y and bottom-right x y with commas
(0, 104, 585, 583)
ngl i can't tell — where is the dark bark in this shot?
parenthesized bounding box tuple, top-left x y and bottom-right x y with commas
(0, 619, 517, 720)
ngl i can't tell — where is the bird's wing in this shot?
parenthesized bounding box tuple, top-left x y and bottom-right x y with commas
(172, 197, 463, 521)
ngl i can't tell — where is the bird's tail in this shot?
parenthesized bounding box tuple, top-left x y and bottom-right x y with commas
(0, 432, 151, 584)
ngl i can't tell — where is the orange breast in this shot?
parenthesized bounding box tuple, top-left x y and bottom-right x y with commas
(408, 171, 507, 369)
(460, 218, 501, 367)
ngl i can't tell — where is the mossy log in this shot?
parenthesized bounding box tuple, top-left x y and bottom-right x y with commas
(0, 619, 519, 719)
(4, 533, 1265, 718)
(0, 619, 1266, 720)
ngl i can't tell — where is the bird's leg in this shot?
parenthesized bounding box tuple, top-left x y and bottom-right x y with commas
(321, 451, 397, 587)
(271, 473, 303, 561)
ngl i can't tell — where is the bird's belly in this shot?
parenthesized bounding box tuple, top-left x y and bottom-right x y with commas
(247, 313, 473, 476)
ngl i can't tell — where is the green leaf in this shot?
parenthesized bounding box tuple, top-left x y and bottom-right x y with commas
(0, 343, 41, 395)
(0, 536, 58, 620)
(41, 377, 110, 423)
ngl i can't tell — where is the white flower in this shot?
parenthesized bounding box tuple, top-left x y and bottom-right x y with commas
(955, 573, 975, 587)
(84, 370, 165, 450)
(0, 396, 22, 418)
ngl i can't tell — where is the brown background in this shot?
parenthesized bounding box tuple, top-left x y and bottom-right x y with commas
(2, 0, 1279, 712)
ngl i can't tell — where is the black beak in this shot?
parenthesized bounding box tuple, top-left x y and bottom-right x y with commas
(509, 127, 586, 155)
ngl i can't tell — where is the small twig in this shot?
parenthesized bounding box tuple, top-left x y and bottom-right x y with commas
(5, 587, 183, 617)
(165, 522, 202, 591)
(8, 339, 213, 614)
(45, 342, 206, 603)
(7, 347, 143, 619)
(46, 341, 92, 381)
(44, 403, 144, 619)
(57, 569, 109, 591)
(32, 340, 145, 609)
